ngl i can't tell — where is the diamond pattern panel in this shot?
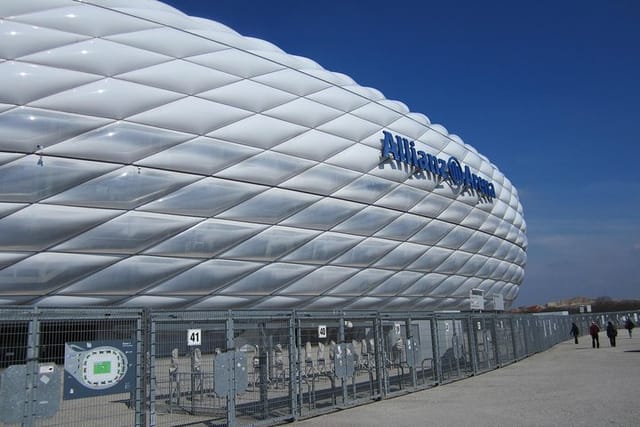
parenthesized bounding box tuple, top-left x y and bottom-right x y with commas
(0, 0, 527, 310)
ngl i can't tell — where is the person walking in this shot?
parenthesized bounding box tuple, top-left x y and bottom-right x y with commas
(606, 321, 617, 347)
(624, 318, 634, 338)
(589, 321, 600, 348)
(570, 322, 580, 344)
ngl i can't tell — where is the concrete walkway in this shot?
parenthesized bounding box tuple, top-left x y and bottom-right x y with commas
(293, 333, 640, 427)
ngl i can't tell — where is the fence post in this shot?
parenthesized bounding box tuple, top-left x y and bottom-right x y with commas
(135, 311, 145, 427)
(431, 316, 442, 384)
(226, 310, 235, 427)
(23, 308, 40, 427)
(373, 315, 385, 398)
(288, 313, 297, 420)
(467, 316, 479, 374)
(405, 317, 417, 389)
(489, 316, 500, 367)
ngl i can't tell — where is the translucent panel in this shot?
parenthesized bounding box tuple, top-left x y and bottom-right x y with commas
(280, 198, 363, 230)
(375, 184, 426, 212)
(31, 78, 183, 120)
(15, 4, 160, 37)
(375, 214, 428, 241)
(189, 295, 256, 309)
(461, 208, 491, 230)
(457, 254, 490, 276)
(45, 166, 197, 209)
(477, 258, 500, 277)
(431, 276, 466, 297)
(107, 27, 226, 58)
(332, 238, 398, 267)
(0, 253, 121, 295)
(383, 297, 415, 310)
(281, 163, 360, 196)
(138, 136, 260, 175)
(306, 86, 369, 112)
(253, 69, 331, 96)
(408, 247, 454, 272)
(437, 200, 474, 224)
(218, 188, 319, 224)
(140, 177, 265, 217)
(0, 155, 117, 202)
(327, 269, 393, 296)
(46, 121, 191, 163)
(434, 252, 472, 274)
(450, 277, 484, 297)
(370, 271, 422, 296)
(0, 252, 30, 269)
(345, 297, 384, 309)
(0, 203, 27, 220)
(373, 242, 426, 269)
(117, 59, 240, 95)
(271, 129, 352, 162)
(35, 296, 112, 307)
(128, 96, 253, 135)
(60, 256, 199, 295)
(410, 193, 453, 218)
(0, 20, 89, 60)
(303, 297, 350, 310)
(119, 295, 187, 308)
(263, 97, 343, 128)
(22, 37, 171, 76)
(277, 266, 357, 295)
(209, 114, 308, 151)
(332, 206, 398, 236)
(0, 61, 100, 105)
(0, 204, 119, 250)
(438, 227, 475, 250)
(281, 232, 363, 264)
(459, 231, 491, 253)
(144, 260, 264, 295)
(350, 102, 403, 126)
(326, 144, 382, 173)
(0, 107, 110, 152)
(249, 296, 305, 310)
(216, 150, 315, 186)
(145, 219, 267, 258)
(400, 274, 448, 296)
(0, 152, 22, 166)
(333, 174, 396, 204)
(198, 79, 296, 112)
(479, 236, 502, 257)
(54, 211, 199, 254)
(409, 220, 455, 245)
(220, 263, 315, 295)
(411, 297, 438, 309)
(221, 226, 320, 261)
(187, 49, 285, 79)
(316, 114, 381, 142)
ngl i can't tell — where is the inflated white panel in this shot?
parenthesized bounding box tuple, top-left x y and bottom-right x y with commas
(0, 61, 100, 105)
(22, 38, 172, 76)
(31, 78, 183, 119)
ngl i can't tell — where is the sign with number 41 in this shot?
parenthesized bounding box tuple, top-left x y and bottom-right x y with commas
(187, 329, 202, 346)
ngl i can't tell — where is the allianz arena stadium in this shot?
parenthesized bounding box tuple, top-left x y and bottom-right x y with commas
(0, 0, 526, 310)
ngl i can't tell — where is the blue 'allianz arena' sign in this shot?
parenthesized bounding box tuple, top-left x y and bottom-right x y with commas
(381, 130, 496, 199)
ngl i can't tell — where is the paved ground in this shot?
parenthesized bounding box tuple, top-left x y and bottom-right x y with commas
(293, 332, 640, 427)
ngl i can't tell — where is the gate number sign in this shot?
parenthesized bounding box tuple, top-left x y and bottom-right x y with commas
(318, 325, 327, 339)
(187, 329, 201, 346)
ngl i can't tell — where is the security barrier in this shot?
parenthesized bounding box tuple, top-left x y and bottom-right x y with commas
(0, 308, 638, 426)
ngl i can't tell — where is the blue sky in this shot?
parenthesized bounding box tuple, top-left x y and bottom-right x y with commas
(163, 0, 640, 306)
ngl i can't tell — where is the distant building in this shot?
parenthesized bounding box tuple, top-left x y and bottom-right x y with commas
(0, 0, 526, 310)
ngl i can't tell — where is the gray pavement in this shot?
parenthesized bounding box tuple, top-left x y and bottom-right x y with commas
(293, 332, 640, 427)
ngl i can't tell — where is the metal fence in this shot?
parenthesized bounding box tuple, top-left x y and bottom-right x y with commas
(1, 308, 638, 426)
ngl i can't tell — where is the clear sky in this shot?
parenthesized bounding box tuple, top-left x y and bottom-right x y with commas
(162, 0, 640, 306)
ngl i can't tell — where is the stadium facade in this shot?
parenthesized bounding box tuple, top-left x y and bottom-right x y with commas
(0, 0, 526, 310)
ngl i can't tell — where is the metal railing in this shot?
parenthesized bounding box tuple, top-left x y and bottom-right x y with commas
(0, 307, 637, 426)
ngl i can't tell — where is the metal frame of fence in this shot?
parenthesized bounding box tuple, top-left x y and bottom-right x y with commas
(1, 308, 638, 426)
